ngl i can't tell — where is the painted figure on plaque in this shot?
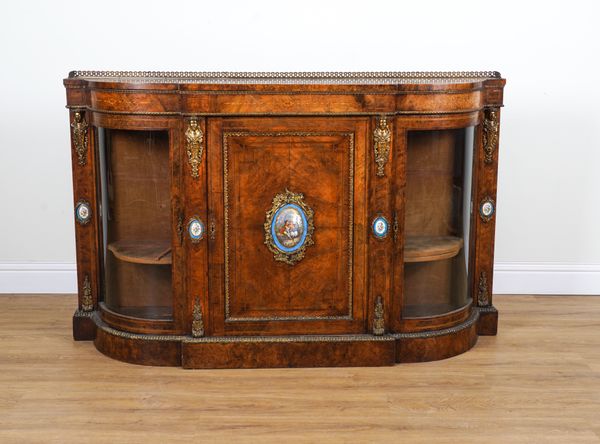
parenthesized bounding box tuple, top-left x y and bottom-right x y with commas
(275, 207, 304, 249)
(264, 189, 315, 265)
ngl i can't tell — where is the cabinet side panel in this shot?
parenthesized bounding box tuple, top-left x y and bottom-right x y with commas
(69, 110, 101, 322)
(367, 116, 395, 335)
(471, 108, 501, 326)
(183, 117, 210, 336)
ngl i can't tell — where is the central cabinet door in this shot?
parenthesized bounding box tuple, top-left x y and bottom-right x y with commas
(207, 118, 368, 335)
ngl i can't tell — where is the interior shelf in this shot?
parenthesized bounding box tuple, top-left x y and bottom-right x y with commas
(107, 240, 172, 265)
(404, 236, 463, 263)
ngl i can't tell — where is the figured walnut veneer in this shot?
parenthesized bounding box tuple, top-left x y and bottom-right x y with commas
(66, 71, 505, 368)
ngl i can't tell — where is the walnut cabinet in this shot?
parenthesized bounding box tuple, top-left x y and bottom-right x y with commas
(64, 71, 505, 368)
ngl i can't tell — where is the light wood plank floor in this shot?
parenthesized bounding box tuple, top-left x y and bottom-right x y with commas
(1, 295, 599, 444)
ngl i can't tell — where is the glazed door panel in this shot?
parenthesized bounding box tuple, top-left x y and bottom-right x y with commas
(207, 117, 368, 335)
(393, 125, 477, 333)
(94, 120, 186, 334)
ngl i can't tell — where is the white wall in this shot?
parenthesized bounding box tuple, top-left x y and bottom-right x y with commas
(1, 0, 599, 294)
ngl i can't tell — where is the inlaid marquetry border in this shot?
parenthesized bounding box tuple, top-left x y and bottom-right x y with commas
(67, 106, 486, 117)
(222, 131, 355, 322)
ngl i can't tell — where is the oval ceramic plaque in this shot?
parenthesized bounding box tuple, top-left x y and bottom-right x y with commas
(75, 200, 91, 225)
(372, 216, 389, 239)
(271, 203, 308, 253)
(479, 198, 495, 222)
(188, 217, 205, 243)
(264, 189, 314, 265)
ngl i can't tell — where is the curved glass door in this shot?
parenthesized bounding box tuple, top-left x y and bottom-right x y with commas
(97, 128, 173, 319)
(403, 127, 474, 318)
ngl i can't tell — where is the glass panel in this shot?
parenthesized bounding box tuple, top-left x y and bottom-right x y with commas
(97, 128, 173, 319)
(403, 127, 474, 318)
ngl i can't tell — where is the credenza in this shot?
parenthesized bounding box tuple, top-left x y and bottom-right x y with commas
(64, 71, 505, 368)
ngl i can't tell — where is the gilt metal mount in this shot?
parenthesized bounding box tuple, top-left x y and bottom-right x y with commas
(185, 118, 204, 179)
(373, 116, 391, 177)
(478, 271, 490, 306)
(483, 108, 499, 164)
(192, 297, 205, 337)
(71, 111, 88, 166)
(81, 275, 93, 312)
(373, 296, 385, 335)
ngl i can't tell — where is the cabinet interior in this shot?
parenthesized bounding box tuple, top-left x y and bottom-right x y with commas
(97, 129, 173, 320)
(403, 128, 474, 318)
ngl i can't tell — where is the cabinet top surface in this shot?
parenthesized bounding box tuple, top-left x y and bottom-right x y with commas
(67, 70, 502, 85)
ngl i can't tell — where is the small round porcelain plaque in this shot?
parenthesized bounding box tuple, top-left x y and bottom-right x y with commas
(479, 198, 495, 222)
(372, 216, 389, 239)
(75, 200, 91, 225)
(188, 217, 205, 243)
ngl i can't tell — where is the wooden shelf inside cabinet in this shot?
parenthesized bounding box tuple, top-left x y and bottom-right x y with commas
(107, 240, 172, 265)
(404, 236, 463, 263)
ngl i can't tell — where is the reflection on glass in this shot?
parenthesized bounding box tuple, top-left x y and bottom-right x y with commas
(97, 129, 173, 319)
(403, 127, 474, 318)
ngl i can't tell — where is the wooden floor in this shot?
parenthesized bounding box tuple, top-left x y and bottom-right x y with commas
(1, 295, 599, 443)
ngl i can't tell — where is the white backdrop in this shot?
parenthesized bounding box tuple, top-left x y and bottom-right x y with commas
(1, 0, 599, 294)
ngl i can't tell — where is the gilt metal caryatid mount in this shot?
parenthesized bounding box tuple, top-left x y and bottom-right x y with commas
(71, 111, 88, 166)
(185, 118, 204, 179)
(373, 116, 391, 177)
(483, 108, 499, 164)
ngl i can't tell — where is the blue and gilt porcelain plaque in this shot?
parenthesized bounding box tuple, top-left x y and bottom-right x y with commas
(188, 217, 205, 242)
(372, 216, 389, 239)
(264, 189, 314, 265)
(75, 200, 91, 225)
(479, 198, 495, 222)
(271, 203, 308, 253)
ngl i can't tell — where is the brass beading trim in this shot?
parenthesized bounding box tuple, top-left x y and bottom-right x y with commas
(90, 310, 481, 342)
(390, 309, 479, 339)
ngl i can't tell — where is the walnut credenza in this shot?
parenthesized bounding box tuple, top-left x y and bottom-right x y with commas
(64, 71, 505, 368)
